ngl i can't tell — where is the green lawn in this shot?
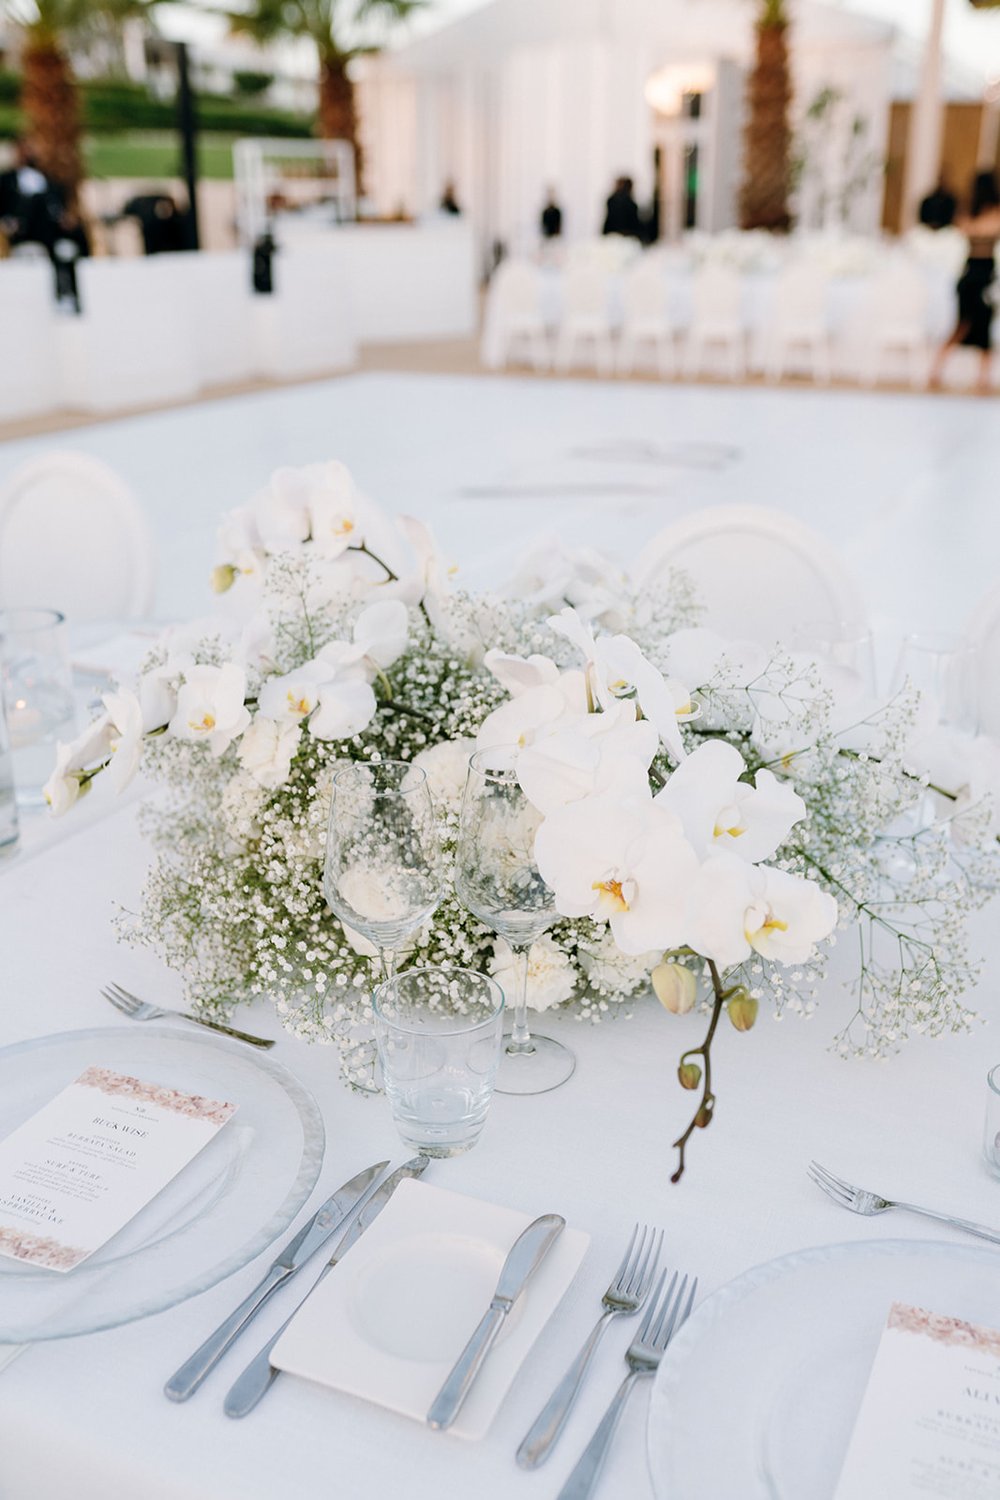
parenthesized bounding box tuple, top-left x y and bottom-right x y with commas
(85, 132, 239, 181)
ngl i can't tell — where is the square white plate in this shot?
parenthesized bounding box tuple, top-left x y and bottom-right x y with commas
(271, 1178, 590, 1440)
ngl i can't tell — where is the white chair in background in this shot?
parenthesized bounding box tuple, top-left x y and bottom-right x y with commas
(858, 261, 930, 388)
(555, 263, 614, 375)
(0, 263, 58, 422)
(967, 587, 1000, 738)
(685, 265, 747, 380)
(633, 504, 866, 644)
(61, 257, 200, 413)
(0, 452, 155, 623)
(479, 260, 550, 371)
(617, 256, 677, 377)
(764, 262, 832, 383)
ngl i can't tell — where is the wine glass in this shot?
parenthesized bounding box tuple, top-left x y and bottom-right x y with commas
(891, 632, 979, 735)
(790, 619, 878, 698)
(323, 760, 443, 984)
(454, 748, 576, 1096)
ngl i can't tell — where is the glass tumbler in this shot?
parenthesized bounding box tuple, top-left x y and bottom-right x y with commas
(0, 609, 77, 808)
(984, 1065, 1000, 1178)
(374, 967, 504, 1158)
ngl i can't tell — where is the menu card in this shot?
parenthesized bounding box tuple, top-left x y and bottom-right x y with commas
(834, 1301, 1000, 1499)
(0, 1067, 237, 1272)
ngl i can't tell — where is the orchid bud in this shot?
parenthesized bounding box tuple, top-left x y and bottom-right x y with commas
(727, 988, 759, 1032)
(652, 962, 697, 1015)
(695, 1102, 713, 1129)
(211, 564, 237, 594)
(678, 1061, 701, 1091)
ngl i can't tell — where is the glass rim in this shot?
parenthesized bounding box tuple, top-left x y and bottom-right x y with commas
(373, 965, 505, 1034)
(331, 759, 428, 797)
(987, 1063, 1000, 1096)
(898, 630, 976, 656)
(468, 745, 519, 779)
(0, 607, 66, 635)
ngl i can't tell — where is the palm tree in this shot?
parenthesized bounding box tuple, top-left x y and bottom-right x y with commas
(740, 0, 793, 232)
(229, 0, 424, 183)
(1, 0, 151, 202)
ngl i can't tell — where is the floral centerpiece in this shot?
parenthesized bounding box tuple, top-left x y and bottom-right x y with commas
(47, 462, 1000, 1179)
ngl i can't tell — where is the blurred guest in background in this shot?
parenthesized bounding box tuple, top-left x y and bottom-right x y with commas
(602, 176, 642, 240)
(919, 176, 958, 231)
(122, 193, 187, 255)
(540, 187, 563, 239)
(929, 170, 1000, 396)
(0, 137, 64, 254)
(439, 181, 461, 215)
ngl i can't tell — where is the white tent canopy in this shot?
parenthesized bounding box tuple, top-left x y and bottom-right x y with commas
(358, 0, 896, 258)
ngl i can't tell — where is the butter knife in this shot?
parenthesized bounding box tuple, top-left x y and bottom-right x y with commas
(164, 1158, 389, 1402)
(223, 1153, 431, 1418)
(427, 1212, 565, 1431)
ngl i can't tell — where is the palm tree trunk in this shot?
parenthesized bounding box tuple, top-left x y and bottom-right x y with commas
(21, 34, 83, 206)
(739, 11, 793, 232)
(318, 53, 363, 195)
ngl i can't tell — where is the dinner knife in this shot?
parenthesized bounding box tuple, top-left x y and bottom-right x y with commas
(223, 1153, 431, 1418)
(164, 1158, 389, 1402)
(427, 1213, 565, 1432)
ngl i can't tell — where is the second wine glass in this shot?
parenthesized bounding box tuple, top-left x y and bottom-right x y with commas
(323, 760, 443, 983)
(455, 748, 576, 1096)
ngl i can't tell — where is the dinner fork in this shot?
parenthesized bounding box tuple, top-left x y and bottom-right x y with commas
(557, 1267, 698, 1500)
(101, 982, 275, 1050)
(808, 1161, 1000, 1246)
(517, 1222, 663, 1469)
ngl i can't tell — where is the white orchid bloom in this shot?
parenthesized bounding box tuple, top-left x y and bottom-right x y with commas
(475, 678, 584, 754)
(102, 688, 145, 793)
(42, 711, 116, 813)
(534, 792, 699, 955)
(548, 607, 690, 761)
(251, 468, 311, 552)
(43, 753, 84, 814)
(308, 678, 378, 741)
(138, 664, 179, 734)
(685, 854, 837, 969)
(168, 663, 251, 757)
(662, 627, 768, 692)
(655, 739, 806, 863)
(483, 649, 561, 696)
(303, 461, 362, 558)
(237, 715, 301, 789)
(516, 703, 657, 814)
(317, 600, 409, 681)
(258, 661, 334, 726)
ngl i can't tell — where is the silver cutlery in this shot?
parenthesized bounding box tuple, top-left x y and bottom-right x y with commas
(427, 1213, 565, 1432)
(223, 1154, 431, 1418)
(808, 1160, 1000, 1246)
(164, 1158, 389, 1401)
(558, 1268, 697, 1500)
(101, 981, 275, 1050)
(517, 1222, 663, 1469)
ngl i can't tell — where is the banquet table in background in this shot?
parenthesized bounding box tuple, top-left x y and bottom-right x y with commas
(0, 795, 996, 1500)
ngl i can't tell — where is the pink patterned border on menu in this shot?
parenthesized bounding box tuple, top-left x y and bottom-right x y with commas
(0, 1226, 87, 1270)
(888, 1302, 1000, 1357)
(77, 1067, 237, 1125)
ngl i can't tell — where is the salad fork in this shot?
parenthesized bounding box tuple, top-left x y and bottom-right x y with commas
(557, 1267, 698, 1500)
(101, 982, 275, 1050)
(517, 1222, 663, 1469)
(808, 1161, 1000, 1246)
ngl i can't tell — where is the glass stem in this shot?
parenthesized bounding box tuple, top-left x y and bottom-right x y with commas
(381, 948, 397, 986)
(507, 944, 534, 1054)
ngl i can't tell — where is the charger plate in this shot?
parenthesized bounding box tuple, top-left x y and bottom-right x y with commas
(0, 1026, 324, 1340)
(647, 1237, 1000, 1500)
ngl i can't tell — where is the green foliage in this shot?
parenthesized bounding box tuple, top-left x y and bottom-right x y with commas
(233, 69, 273, 96)
(0, 69, 19, 104)
(228, 0, 425, 62)
(85, 130, 242, 179)
(82, 78, 312, 136)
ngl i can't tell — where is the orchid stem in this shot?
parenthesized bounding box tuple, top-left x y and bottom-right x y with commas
(671, 959, 730, 1184)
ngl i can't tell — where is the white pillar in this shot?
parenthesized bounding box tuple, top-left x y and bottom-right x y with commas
(978, 78, 1000, 170)
(903, 0, 947, 228)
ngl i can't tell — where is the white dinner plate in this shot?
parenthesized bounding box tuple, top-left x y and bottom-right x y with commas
(0, 1027, 324, 1340)
(647, 1237, 1000, 1500)
(271, 1178, 590, 1440)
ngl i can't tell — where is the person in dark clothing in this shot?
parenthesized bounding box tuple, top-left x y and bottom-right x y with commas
(0, 138, 65, 253)
(540, 188, 563, 239)
(919, 178, 958, 231)
(929, 170, 1000, 395)
(602, 176, 642, 240)
(439, 181, 461, 215)
(122, 193, 187, 255)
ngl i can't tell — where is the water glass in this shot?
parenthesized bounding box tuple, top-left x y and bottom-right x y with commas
(0, 609, 77, 808)
(0, 694, 19, 853)
(791, 619, 877, 697)
(891, 632, 979, 735)
(984, 1065, 1000, 1178)
(374, 967, 504, 1157)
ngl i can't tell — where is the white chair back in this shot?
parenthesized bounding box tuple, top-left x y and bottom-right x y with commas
(691, 265, 743, 324)
(0, 453, 155, 623)
(622, 258, 669, 323)
(867, 260, 929, 331)
(562, 263, 610, 319)
(633, 505, 865, 644)
(490, 260, 542, 320)
(774, 262, 829, 327)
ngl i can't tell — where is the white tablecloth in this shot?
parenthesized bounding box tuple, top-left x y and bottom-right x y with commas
(0, 795, 997, 1500)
